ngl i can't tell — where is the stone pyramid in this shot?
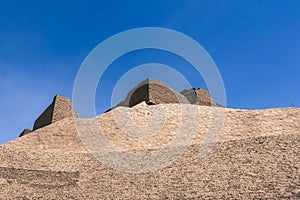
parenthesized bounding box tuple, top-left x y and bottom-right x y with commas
(0, 79, 299, 199)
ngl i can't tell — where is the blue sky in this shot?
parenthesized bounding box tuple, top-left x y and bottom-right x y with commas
(0, 0, 299, 144)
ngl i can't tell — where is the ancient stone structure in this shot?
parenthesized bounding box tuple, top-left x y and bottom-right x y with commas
(117, 78, 190, 107)
(181, 88, 219, 106)
(33, 94, 74, 130)
(20, 79, 218, 137)
(1, 104, 299, 198)
(2, 79, 298, 198)
(117, 79, 220, 108)
(19, 95, 75, 137)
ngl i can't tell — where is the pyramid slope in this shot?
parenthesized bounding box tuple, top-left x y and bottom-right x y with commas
(0, 132, 299, 198)
(1, 104, 299, 198)
(4, 104, 299, 152)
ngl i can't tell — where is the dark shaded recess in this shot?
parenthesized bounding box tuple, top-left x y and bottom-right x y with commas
(129, 84, 150, 107)
(33, 99, 55, 130)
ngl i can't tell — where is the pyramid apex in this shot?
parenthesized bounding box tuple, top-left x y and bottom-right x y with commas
(30, 94, 73, 133)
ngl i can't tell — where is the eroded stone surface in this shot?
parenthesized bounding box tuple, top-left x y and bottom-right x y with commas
(4, 79, 300, 198)
(1, 102, 299, 199)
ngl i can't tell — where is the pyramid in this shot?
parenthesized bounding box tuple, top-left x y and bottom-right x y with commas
(1, 79, 299, 199)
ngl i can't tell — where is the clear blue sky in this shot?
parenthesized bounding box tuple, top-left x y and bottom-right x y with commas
(0, 0, 299, 145)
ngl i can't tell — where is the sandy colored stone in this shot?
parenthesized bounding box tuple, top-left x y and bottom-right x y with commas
(1, 102, 299, 199)
(33, 94, 74, 130)
(181, 88, 219, 106)
(117, 79, 190, 107)
(1, 80, 299, 199)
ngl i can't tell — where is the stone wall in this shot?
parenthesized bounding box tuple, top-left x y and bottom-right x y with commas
(195, 88, 218, 106)
(5, 78, 299, 198)
(118, 79, 190, 107)
(32, 101, 55, 130)
(118, 79, 220, 108)
(148, 80, 189, 104)
(21, 80, 219, 137)
(1, 104, 300, 199)
(28, 79, 219, 136)
(32, 95, 73, 131)
(181, 88, 218, 106)
(52, 95, 73, 123)
(128, 84, 150, 107)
